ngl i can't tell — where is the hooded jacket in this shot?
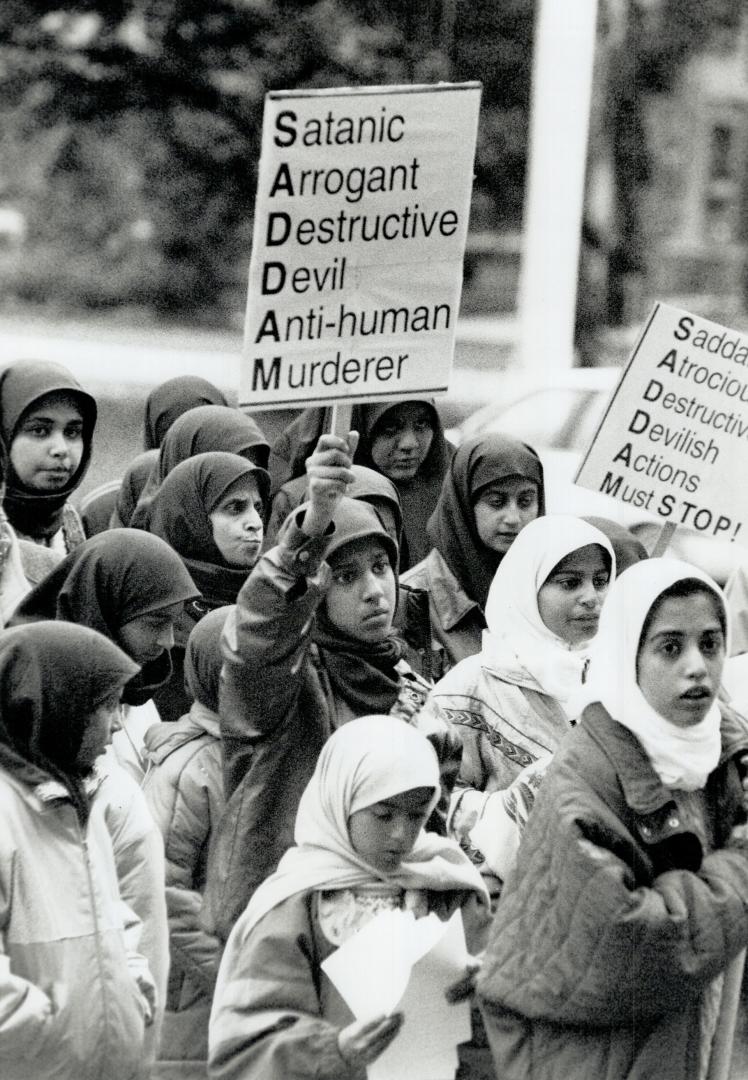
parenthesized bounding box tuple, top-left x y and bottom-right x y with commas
(143, 607, 229, 1065)
(0, 622, 153, 1080)
(201, 499, 463, 942)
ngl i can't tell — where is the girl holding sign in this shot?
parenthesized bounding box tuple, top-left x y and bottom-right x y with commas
(209, 715, 489, 1080)
(201, 431, 461, 943)
(477, 559, 748, 1080)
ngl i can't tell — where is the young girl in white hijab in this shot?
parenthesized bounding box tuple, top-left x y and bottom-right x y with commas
(477, 558, 748, 1080)
(209, 715, 489, 1080)
(429, 515, 615, 886)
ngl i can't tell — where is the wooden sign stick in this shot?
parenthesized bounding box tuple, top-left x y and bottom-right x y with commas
(330, 402, 353, 439)
(649, 520, 677, 558)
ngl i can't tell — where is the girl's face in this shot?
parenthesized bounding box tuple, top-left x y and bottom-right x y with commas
(117, 601, 183, 665)
(209, 476, 264, 568)
(348, 786, 433, 873)
(10, 392, 84, 491)
(369, 403, 434, 482)
(73, 691, 121, 774)
(637, 590, 725, 728)
(537, 544, 610, 645)
(473, 476, 540, 554)
(325, 537, 396, 643)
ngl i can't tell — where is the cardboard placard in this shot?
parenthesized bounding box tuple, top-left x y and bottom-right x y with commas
(241, 82, 482, 408)
(576, 302, 748, 547)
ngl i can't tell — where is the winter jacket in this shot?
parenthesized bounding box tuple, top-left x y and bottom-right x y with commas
(429, 652, 571, 834)
(0, 765, 152, 1080)
(143, 705, 224, 1065)
(399, 549, 486, 681)
(201, 517, 463, 942)
(99, 750, 170, 1074)
(477, 703, 748, 1080)
(209, 885, 487, 1080)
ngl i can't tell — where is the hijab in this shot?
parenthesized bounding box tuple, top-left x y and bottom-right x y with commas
(266, 464, 402, 551)
(131, 405, 269, 529)
(0, 621, 137, 822)
(427, 433, 545, 609)
(149, 452, 270, 606)
(312, 497, 404, 715)
(580, 558, 727, 791)
(240, 715, 488, 935)
(270, 401, 451, 569)
(10, 528, 198, 706)
(143, 376, 228, 451)
(582, 516, 648, 573)
(483, 516, 616, 708)
(0, 359, 97, 541)
(184, 604, 232, 714)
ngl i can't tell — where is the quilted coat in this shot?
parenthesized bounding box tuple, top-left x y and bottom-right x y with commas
(477, 703, 748, 1080)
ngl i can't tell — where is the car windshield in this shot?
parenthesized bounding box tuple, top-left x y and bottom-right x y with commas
(485, 387, 585, 448)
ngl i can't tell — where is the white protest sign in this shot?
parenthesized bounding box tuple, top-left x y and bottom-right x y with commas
(240, 82, 482, 409)
(576, 302, 748, 547)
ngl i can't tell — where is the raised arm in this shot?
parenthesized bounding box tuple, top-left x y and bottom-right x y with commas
(220, 433, 358, 791)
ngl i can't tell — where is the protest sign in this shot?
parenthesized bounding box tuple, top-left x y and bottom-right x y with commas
(240, 82, 481, 409)
(576, 302, 748, 548)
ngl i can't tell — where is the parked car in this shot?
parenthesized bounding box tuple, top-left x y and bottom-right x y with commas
(447, 367, 746, 586)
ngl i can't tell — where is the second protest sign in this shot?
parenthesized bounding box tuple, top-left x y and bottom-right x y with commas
(576, 302, 748, 546)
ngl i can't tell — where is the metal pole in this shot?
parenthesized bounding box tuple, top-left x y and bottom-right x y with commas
(518, 0, 599, 374)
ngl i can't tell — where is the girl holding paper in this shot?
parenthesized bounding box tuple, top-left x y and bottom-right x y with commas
(478, 559, 748, 1080)
(429, 516, 615, 888)
(209, 715, 489, 1080)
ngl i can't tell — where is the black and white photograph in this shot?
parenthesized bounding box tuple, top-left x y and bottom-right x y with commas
(1, 2, 748, 1078)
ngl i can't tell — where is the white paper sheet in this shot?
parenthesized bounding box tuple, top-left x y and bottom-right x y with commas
(322, 907, 471, 1080)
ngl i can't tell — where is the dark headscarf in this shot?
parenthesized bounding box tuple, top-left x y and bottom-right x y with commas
(0, 359, 97, 541)
(131, 405, 270, 529)
(144, 376, 229, 451)
(582, 516, 648, 574)
(265, 464, 403, 551)
(149, 452, 271, 606)
(310, 496, 404, 715)
(0, 622, 137, 822)
(427, 433, 546, 609)
(11, 529, 198, 706)
(271, 401, 451, 569)
(184, 604, 232, 713)
(111, 448, 158, 528)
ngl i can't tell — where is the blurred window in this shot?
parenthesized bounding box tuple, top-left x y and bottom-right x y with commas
(703, 114, 746, 244)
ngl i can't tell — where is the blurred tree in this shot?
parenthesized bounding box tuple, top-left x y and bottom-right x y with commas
(0, 0, 535, 318)
(0, 0, 740, 321)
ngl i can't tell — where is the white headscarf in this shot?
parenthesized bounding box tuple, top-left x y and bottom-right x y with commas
(580, 558, 728, 791)
(239, 716, 488, 936)
(482, 515, 616, 709)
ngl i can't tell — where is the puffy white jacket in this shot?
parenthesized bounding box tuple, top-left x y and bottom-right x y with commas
(0, 766, 151, 1080)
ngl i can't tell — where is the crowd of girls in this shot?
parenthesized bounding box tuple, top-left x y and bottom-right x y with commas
(1, 355, 748, 1080)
